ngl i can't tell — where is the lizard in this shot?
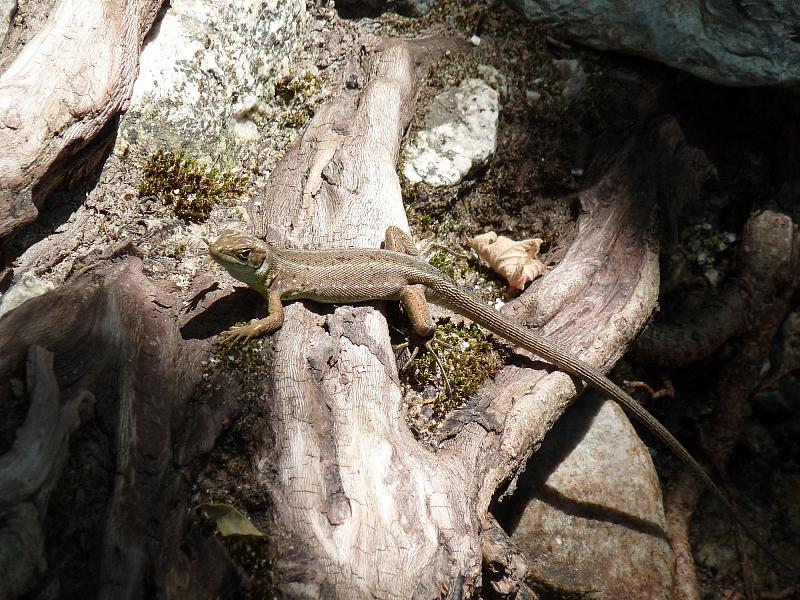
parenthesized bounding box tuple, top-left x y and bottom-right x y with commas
(206, 225, 794, 569)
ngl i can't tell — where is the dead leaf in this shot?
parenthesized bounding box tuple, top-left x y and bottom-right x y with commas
(197, 503, 265, 537)
(465, 231, 546, 292)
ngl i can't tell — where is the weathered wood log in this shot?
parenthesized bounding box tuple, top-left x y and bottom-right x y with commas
(0, 0, 164, 239)
(236, 38, 687, 597)
(0, 256, 244, 598)
(0, 30, 721, 598)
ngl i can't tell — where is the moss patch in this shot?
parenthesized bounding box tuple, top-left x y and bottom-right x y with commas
(403, 320, 503, 436)
(138, 150, 248, 223)
(274, 71, 322, 128)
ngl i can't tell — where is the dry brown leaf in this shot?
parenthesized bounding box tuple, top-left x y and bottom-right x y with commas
(465, 231, 546, 292)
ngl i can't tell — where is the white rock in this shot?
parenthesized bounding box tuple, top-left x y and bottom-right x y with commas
(476, 64, 508, 99)
(0, 273, 55, 318)
(0, 0, 16, 45)
(123, 0, 307, 153)
(402, 78, 499, 187)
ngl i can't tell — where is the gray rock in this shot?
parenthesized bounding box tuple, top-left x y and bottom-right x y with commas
(508, 0, 800, 86)
(121, 0, 307, 160)
(402, 78, 499, 187)
(0, 0, 16, 45)
(506, 397, 674, 599)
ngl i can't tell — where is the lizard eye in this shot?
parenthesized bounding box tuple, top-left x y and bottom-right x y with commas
(237, 249, 252, 261)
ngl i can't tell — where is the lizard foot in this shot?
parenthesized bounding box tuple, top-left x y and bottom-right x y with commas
(395, 336, 453, 396)
(218, 322, 264, 346)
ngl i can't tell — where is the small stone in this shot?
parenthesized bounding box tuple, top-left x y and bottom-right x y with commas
(553, 59, 586, 100)
(469, 35, 481, 46)
(0, 272, 55, 318)
(476, 64, 508, 99)
(402, 79, 499, 187)
(345, 73, 362, 89)
(525, 90, 541, 106)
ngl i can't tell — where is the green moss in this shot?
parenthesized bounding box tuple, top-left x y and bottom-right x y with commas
(138, 150, 248, 223)
(403, 320, 502, 421)
(212, 335, 269, 384)
(275, 71, 321, 105)
(282, 106, 314, 128)
(427, 250, 461, 280)
(274, 71, 321, 128)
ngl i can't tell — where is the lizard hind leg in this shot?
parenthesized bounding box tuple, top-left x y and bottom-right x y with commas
(384, 225, 419, 256)
(386, 225, 454, 395)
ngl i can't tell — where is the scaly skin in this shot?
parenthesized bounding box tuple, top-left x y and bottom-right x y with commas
(207, 226, 792, 568)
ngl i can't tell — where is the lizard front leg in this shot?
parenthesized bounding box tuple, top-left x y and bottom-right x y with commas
(220, 289, 285, 345)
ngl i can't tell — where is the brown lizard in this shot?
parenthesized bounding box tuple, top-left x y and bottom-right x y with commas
(207, 225, 793, 569)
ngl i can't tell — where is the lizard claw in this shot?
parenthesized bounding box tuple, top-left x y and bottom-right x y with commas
(395, 334, 452, 396)
(218, 323, 258, 347)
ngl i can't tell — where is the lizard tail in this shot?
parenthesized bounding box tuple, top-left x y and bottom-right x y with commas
(424, 275, 796, 573)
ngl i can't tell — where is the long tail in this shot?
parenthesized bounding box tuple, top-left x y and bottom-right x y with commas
(425, 275, 795, 572)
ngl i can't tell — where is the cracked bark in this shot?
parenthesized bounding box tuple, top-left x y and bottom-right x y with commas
(234, 41, 704, 597)
(0, 0, 165, 240)
(0, 256, 247, 598)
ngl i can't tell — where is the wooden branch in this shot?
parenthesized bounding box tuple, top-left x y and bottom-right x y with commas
(236, 39, 698, 596)
(242, 38, 486, 598)
(472, 116, 711, 512)
(458, 117, 711, 598)
(664, 210, 800, 599)
(635, 209, 800, 368)
(0, 346, 93, 599)
(0, 0, 164, 239)
(0, 256, 242, 598)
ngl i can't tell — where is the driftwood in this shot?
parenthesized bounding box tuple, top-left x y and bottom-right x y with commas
(661, 211, 800, 600)
(0, 30, 742, 600)
(0, 255, 251, 597)
(0, 0, 164, 239)
(234, 39, 679, 597)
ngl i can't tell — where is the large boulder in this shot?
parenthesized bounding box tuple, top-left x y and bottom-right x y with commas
(507, 0, 800, 86)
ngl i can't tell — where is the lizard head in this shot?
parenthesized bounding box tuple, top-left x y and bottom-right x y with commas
(206, 230, 272, 293)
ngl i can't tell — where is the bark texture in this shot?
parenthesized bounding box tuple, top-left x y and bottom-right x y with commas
(0, 257, 242, 598)
(0, 0, 165, 239)
(0, 31, 730, 598)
